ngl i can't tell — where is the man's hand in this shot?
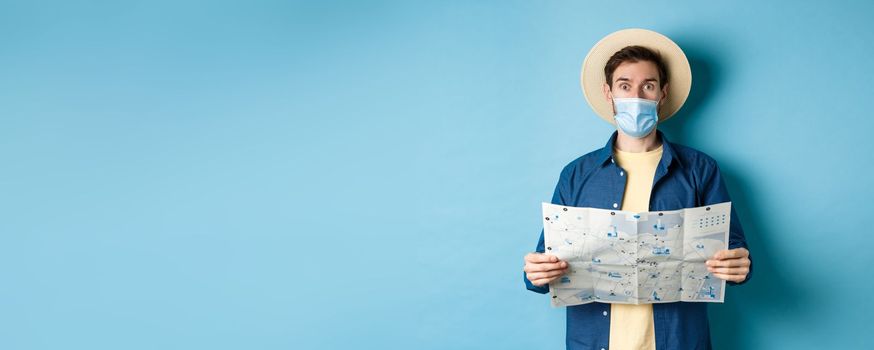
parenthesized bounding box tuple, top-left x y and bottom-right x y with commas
(706, 248, 750, 283)
(524, 252, 569, 287)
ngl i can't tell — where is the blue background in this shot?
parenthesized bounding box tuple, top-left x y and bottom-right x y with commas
(2, 1, 872, 349)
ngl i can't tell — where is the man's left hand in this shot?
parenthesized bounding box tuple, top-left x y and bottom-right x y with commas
(706, 248, 750, 283)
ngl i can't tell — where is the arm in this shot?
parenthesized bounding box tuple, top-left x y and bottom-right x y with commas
(524, 230, 551, 294)
(523, 165, 573, 294)
(699, 160, 753, 285)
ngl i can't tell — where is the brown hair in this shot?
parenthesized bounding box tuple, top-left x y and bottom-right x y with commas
(604, 45, 669, 89)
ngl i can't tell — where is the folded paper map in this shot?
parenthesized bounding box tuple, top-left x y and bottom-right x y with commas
(542, 202, 731, 307)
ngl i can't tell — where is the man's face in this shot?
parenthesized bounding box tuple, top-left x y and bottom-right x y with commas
(602, 60, 669, 113)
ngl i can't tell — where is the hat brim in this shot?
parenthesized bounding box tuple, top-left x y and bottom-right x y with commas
(581, 28, 692, 125)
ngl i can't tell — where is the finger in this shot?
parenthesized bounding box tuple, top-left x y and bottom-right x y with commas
(527, 268, 568, 281)
(525, 253, 560, 264)
(711, 272, 745, 283)
(531, 278, 552, 286)
(707, 266, 749, 275)
(711, 249, 733, 259)
(524, 260, 568, 273)
(525, 262, 568, 275)
(531, 275, 564, 287)
(705, 258, 750, 268)
(712, 248, 748, 260)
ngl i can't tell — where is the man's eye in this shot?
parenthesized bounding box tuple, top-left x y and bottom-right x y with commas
(621, 84, 630, 90)
(644, 84, 654, 90)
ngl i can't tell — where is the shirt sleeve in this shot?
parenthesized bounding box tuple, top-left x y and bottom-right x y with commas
(524, 165, 573, 294)
(698, 159, 753, 286)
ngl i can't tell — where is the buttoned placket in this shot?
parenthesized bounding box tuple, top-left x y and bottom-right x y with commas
(602, 156, 627, 350)
(610, 157, 626, 211)
(600, 304, 609, 350)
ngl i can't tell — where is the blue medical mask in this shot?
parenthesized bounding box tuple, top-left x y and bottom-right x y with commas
(612, 97, 659, 138)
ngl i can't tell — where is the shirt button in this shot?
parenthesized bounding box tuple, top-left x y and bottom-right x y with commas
(602, 311, 608, 316)
(611, 158, 615, 163)
(612, 203, 618, 208)
(601, 348, 606, 350)
(619, 171, 624, 176)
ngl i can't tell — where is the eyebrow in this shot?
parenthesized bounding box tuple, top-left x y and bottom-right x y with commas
(615, 77, 659, 83)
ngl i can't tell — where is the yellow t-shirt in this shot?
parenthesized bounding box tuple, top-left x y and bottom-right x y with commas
(608, 144, 664, 350)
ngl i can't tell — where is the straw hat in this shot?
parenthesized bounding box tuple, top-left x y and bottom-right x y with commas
(581, 28, 692, 124)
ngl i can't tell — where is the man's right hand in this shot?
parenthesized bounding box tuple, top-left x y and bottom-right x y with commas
(523, 252, 569, 286)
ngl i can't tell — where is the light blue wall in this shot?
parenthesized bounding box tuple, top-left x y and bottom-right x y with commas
(2, 1, 871, 349)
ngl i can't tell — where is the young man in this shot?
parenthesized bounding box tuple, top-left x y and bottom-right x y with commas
(522, 29, 752, 350)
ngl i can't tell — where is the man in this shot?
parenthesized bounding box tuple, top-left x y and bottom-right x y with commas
(522, 29, 752, 350)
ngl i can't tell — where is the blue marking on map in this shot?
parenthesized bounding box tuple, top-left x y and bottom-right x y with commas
(652, 246, 671, 255)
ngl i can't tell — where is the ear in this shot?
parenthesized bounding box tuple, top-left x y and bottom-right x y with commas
(659, 82, 670, 105)
(603, 83, 615, 114)
(602, 82, 613, 101)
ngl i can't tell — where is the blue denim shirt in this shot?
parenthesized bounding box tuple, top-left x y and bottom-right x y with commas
(524, 130, 752, 350)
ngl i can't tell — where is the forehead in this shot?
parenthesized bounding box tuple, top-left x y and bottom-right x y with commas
(612, 60, 660, 82)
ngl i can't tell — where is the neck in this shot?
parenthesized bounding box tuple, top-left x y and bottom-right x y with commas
(615, 129, 662, 153)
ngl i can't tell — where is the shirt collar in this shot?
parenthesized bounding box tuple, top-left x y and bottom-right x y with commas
(597, 129, 682, 169)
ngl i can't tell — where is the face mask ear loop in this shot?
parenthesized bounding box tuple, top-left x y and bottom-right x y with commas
(609, 94, 617, 118)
